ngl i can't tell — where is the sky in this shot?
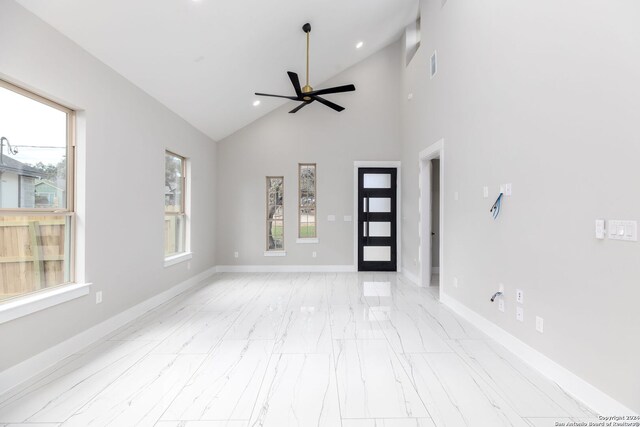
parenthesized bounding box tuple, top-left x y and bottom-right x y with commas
(0, 86, 67, 167)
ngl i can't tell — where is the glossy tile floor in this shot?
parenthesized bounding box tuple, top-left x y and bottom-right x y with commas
(0, 272, 599, 427)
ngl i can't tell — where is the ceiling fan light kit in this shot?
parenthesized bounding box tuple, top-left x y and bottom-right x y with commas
(255, 23, 356, 114)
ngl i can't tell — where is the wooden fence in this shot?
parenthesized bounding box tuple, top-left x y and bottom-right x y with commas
(0, 216, 66, 301)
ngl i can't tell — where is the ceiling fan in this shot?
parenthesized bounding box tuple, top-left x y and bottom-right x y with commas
(255, 23, 356, 114)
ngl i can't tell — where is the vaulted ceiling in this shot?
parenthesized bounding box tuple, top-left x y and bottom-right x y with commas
(16, 0, 418, 141)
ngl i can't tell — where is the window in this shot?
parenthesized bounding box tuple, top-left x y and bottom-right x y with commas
(0, 80, 75, 302)
(405, 16, 421, 66)
(298, 163, 316, 239)
(266, 176, 284, 251)
(164, 151, 188, 259)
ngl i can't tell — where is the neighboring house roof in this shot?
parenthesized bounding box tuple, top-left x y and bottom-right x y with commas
(0, 156, 41, 178)
(35, 179, 64, 192)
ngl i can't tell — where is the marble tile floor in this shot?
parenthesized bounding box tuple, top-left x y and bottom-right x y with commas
(0, 272, 599, 427)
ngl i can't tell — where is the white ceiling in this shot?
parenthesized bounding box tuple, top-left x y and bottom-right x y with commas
(16, 0, 418, 141)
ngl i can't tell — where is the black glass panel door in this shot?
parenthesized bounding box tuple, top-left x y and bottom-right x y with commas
(358, 167, 397, 271)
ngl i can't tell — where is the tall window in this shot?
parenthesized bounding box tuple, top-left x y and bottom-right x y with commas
(164, 151, 187, 258)
(0, 80, 75, 302)
(266, 176, 284, 251)
(298, 164, 316, 239)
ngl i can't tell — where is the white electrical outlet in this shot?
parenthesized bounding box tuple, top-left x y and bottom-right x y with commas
(536, 316, 544, 333)
(483, 186, 489, 198)
(96, 291, 103, 304)
(234, 251, 239, 258)
(453, 277, 458, 288)
(516, 306, 524, 322)
(505, 183, 512, 196)
(516, 289, 524, 304)
(595, 219, 606, 239)
(312, 251, 317, 258)
(498, 299, 505, 312)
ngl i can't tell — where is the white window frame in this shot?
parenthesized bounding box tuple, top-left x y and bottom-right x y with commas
(265, 176, 285, 255)
(164, 150, 192, 266)
(0, 79, 86, 324)
(297, 163, 318, 244)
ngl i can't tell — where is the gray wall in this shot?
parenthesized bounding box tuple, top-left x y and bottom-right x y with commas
(0, 1, 217, 371)
(401, 0, 640, 411)
(216, 42, 402, 267)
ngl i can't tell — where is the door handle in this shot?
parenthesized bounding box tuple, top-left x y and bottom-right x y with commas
(365, 197, 370, 245)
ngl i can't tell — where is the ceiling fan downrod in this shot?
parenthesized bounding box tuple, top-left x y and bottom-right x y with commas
(302, 23, 312, 99)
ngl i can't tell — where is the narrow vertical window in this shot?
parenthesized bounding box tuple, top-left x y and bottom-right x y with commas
(0, 79, 75, 302)
(266, 176, 284, 251)
(298, 163, 317, 239)
(164, 151, 188, 260)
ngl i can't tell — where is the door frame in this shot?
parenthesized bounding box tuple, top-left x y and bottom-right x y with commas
(419, 139, 444, 291)
(353, 161, 401, 272)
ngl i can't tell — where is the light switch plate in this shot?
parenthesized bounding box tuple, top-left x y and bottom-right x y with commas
(96, 291, 103, 304)
(234, 251, 239, 258)
(343, 215, 352, 222)
(483, 186, 489, 198)
(498, 299, 505, 312)
(516, 307, 524, 322)
(516, 289, 524, 304)
(454, 191, 459, 201)
(328, 215, 336, 222)
(607, 220, 637, 241)
(536, 316, 544, 333)
(505, 183, 512, 196)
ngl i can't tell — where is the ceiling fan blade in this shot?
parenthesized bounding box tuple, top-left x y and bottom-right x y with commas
(312, 95, 345, 112)
(309, 84, 356, 96)
(287, 72, 303, 98)
(255, 92, 299, 100)
(289, 101, 311, 114)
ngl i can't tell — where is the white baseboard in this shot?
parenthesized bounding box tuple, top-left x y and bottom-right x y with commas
(440, 293, 636, 416)
(216, 265, 357, 273)
(0, 265, 217, 397)
(402, 268, 420, 286)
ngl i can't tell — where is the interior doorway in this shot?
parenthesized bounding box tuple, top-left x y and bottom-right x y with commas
(430, 159, 440, 285)
(419, 140, 443, 297)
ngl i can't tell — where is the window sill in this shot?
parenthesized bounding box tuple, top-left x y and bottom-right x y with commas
(164, 252, 193, 267)
(296, 238, 319, 244)
(0, 283, 92, 325)
(264, 251, 287, 257)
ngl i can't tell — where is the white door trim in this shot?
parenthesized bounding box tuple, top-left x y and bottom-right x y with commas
(419, 139, 444, 293)
(353, 161, 402, 272)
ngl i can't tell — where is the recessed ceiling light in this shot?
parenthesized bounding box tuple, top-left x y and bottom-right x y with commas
(253, 100, 261, 107)
(356, 41, 364, 49)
